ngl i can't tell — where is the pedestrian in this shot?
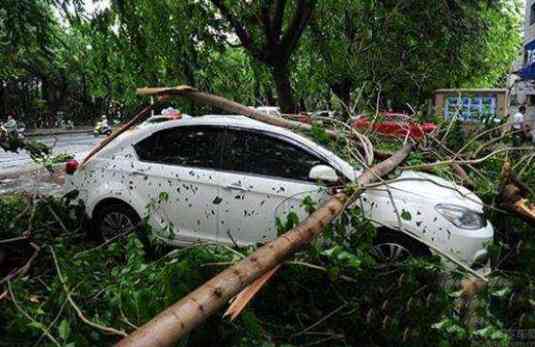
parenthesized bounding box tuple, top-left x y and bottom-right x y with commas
(526, 109, 535, 144)
(511, 106, 527, 146)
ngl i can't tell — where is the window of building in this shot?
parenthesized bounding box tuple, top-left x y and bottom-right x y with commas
(530, 3, 535, 25)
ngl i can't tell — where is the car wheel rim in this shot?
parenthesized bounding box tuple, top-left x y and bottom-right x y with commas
(372, 243, 411, 263)
(101, 212, 134, 240)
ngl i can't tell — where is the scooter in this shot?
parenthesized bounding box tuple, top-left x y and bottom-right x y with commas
(16, 123, 25, 139)
(94, 121, 112, 137)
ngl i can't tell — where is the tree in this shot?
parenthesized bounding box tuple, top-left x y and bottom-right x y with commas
(307, 0, 522, 111)
(209, 0, 317, 113)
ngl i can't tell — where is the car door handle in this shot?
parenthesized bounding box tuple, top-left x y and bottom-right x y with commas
(224, 183, 249, 192)
(131, 171, 147, 176)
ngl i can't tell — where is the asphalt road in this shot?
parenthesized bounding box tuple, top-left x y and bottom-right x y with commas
(0, 133, 99, 173)
(0, 132, 100, 195)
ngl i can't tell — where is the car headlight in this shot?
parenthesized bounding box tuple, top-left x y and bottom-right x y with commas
(435, 204, 486, 230)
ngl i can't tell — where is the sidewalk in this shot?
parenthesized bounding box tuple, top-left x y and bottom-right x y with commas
(25, 126, 93, 137)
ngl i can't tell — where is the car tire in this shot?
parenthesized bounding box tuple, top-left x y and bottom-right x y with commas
(93, 202, 141, 242)
(372, 229, 431, 264)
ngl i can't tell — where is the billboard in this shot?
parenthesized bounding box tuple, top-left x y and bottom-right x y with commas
(444, 95, 497, 122)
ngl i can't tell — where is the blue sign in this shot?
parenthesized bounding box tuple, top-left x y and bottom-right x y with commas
(518, 40, 535, 80)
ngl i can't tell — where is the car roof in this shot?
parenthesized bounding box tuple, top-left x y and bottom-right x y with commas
(98, 115, 357, 180)
(129, 115, 289, 139)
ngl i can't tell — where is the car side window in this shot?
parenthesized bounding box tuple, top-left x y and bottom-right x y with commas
(134, 126, 223, 169)
(224, 129, 325, 181)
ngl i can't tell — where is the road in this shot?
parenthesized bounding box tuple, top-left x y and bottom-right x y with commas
(0, 133, 99, 173)
(0, 132, 100, 195)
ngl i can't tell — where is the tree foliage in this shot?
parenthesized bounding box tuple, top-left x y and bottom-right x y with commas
(0, 0, 522, 124)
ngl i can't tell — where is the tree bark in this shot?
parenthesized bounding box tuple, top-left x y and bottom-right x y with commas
(331, 78, 353, 111)
(210, 0, 315, 114)
(272, 64, 296, 113)
(114, 137, 413, 347)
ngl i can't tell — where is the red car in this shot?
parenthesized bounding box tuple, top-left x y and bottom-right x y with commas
(351, 112, 437, 140)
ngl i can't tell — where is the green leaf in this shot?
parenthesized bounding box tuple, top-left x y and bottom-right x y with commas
(492, 287, 510, 298)
(58, 319, 71, 340)
(29, 321, 44, 330)
(401, 210, 412, 221)
(159, 192, 169, 202)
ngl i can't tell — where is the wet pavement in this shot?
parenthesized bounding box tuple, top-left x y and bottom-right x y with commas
(0, 167, 65, 196)
(0, 133, 98, 172)
(0, 132, 100, 196)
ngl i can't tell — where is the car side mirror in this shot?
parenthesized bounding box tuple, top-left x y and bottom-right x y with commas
(309, 165, 339, 183)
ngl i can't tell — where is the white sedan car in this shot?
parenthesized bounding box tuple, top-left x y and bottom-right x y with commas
(64, 115, 493, 267)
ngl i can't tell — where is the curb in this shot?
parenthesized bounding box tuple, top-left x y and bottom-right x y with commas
(24, 128, 93, 137)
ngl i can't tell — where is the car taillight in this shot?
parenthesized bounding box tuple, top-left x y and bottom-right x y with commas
(65, 160, 79, 175)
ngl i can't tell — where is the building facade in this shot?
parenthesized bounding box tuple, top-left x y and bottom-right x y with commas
(510, 0, 535, 112)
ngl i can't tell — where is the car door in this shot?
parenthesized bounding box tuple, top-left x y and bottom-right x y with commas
(216, 127, 331, 246)
(132, 125, 224, 244)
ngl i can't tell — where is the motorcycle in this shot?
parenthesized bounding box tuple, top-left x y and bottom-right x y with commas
(94, 121, 112, 137)
(16, 122, 25, 139)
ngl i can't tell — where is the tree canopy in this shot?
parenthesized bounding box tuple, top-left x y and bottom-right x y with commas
(0, 0, 522, 126)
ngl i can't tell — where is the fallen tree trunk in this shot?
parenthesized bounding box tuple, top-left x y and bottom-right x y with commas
(500, 184, 535, 226)
(115, 143, 413, 347)
(137, 86, 391, 160)
(499, 162, 535, 226)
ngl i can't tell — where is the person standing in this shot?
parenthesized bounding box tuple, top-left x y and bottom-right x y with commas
(511, 106, 527, 146)
(526, 108, 535, 144)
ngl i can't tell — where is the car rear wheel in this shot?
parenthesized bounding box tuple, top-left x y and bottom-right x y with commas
(93, 202, 141, 241)
(372, 229, 430, 264)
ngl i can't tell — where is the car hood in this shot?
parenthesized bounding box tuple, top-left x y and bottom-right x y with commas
(363, 170, 484, 213)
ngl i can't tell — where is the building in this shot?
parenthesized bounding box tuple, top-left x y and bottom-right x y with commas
(510, 0, 535, 113)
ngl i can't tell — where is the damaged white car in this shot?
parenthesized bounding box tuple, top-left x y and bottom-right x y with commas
(64, 115, 493, 267)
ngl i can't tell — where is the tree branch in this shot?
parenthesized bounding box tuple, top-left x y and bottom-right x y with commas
(116, 89, 414, 347)
(279, 0, 317, 59)
(50, 247, 127, 337)
(272, 0, 287, 43)
(210, 0, 255, 53)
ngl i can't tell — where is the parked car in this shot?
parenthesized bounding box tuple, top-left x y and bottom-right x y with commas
(352, 112, 438, 140)
(140, 114, 190, 127)
(255, 106, 281, 117)
(64, 115, 492, 267)
(311, 110, 338, 119)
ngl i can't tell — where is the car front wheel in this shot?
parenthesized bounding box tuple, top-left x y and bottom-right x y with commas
(372, 229, 430, 264)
